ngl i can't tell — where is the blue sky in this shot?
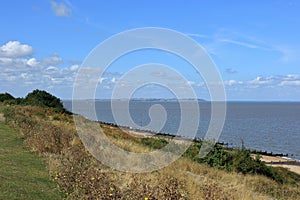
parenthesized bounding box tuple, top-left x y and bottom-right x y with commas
(0, 0, 299, 100)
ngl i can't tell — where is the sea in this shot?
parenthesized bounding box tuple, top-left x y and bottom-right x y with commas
(63, 100, 300, 160)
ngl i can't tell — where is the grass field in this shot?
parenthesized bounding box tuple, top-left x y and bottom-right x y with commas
(0, 121, 62, 200)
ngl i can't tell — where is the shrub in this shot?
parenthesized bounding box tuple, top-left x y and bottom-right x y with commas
(141, 137, 168, 149)
(0, 92, 15, 102)
(201, 144, 233, 171)
(183, 141, 202, 161)
(24, 89, 65, 112)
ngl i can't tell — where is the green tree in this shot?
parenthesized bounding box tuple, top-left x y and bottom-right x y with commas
(24, 89, 65, 112)
(0, 93, 15, 102)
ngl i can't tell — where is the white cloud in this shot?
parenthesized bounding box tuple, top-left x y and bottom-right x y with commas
(219, 38, 259, 49)
(20, 73, 28, 79)
(186, 33, 209, 39)
(46, 66, 59, 71)
(0, 41, 33, 58)
(224, 75, 300, 89)
(186, 81, 195, 86)
(99, 77, 107, 83)
(111, 77, 117, 83)
(0, 58, 28, 71)
(279, 80, 300, 86)
(285, 74, 300, 79)
(103, 85, 111, 90)
(197, 82, 205, 87)
(248, 76, 274, 85)
(70, 64, 79, 71)
(0, 43, 80, 98)
(224, 80, 243, 86)
(0, 58, 13, 66)
(187, 29, 299, 66)
(42, 56, 63, 66)
(27, 58, 39, 67)
(50, 1, 72, 17)
(215, 29, 277, 51)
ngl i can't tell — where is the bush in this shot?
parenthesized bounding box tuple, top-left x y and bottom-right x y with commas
(141, 137, 168, 149)
(183, 141, 202, 161)
(24, 89, 65, 112)
(201, 144, 233, 171)
(0, 92, 15, 102)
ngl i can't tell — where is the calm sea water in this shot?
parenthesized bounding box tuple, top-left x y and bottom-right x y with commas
(64, 100, 300, 160)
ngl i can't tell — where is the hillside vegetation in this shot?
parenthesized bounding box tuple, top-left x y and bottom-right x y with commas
(0, 91, 299, 199)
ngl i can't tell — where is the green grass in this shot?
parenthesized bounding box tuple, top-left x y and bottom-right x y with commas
(0, 121, 62, 200)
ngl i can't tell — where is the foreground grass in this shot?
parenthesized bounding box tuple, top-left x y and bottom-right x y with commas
(0, 121, 61, 200)
(1, 104, 300, 199)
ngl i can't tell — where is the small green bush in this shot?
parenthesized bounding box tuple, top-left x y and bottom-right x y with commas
(141, 137, 168, 149)
(183, 141, 202, 161)
(201, 144, 234, 171)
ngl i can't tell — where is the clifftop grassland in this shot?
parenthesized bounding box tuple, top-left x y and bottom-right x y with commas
(0, 94, 300, 199)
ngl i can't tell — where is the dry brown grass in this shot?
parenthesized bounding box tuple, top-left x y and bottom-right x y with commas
(2, 104, 300, 199)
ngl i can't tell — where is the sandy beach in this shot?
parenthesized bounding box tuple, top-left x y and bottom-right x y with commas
(258, 155, 300, 175)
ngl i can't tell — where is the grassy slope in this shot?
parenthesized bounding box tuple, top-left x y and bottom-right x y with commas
(1, 104, 300, 199)
(0, 121, 61, 200)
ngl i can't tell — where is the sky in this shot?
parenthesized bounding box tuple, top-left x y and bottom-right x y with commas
(0, 0, 300, 101)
